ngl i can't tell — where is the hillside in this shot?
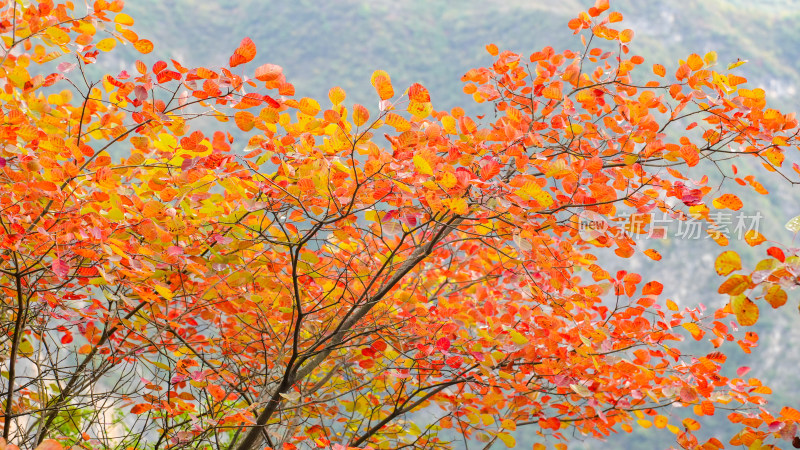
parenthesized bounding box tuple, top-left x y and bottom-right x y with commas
(115, 0, 800, 112)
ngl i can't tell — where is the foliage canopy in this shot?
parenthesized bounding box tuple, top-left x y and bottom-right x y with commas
(2, 0, 800, 449)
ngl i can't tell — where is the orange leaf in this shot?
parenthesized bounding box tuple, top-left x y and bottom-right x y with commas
(353, 104, 370, 127)
(371, 70, 391, 86)
(134, 39, 153, 54)
(717, 275, 750, 296)
(619, 29, 634, 43)
(254, 63, 282, 82)
(687, 54, 704, 71)
(233, 93, 262, 109)
(234, 111, 255, 132)
(230, 37, 257, 67)
(642, 281, 663, 296)
(408, 83, 431, 102)
(542, 85, 563, 100)
(781, 406, 800, 421)
(486, 43, 499, 56)
(35, 440, 64, 450)
(643, 249, 662, 261)
(744, 229, 765, 246)
(594, 0, 610, 12)
(208, 384, 226, 401)
(653, 64, 666, 77)
(385, 113, 410, 132)
(712, 193, 743, 211)
(374, 77, 394, 100)
(765, 285, 787, 308)
(130, 404, 153, 414)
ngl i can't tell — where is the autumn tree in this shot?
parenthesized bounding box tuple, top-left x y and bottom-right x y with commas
(2, 0, 800, 449)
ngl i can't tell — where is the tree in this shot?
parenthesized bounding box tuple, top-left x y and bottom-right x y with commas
(1, 0, 800, 449)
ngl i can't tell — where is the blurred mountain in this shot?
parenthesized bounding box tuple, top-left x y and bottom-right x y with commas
(114, 0, 800, 112)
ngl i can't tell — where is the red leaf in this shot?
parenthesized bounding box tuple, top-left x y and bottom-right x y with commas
(52, 258, 69, 278)
(446, 355, 463, 368)
(767, 246, 786, 262)
(436, 337, 451, 352)
(263, 95, 281, 108)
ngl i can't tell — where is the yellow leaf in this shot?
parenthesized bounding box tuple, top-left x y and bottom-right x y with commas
(731, 295, 759, 326)
(509, 330, 528, 345)
(682, 322, 703, 339)
(45, 27, 70, 45)
(364, 210, 382, 222)
(501, 418, 516, 431)
(715, 251, 741, 276)
(154, 284, 174, 301)
(637, 419, 652, 429)
(445, 197, 469, 215)
(114, 13, 135, 26)
(407, 101, 432, 119)
(438, 171, 457, 189)
(96, 38, 117, 52)
(666, 299, 679, 311)
(413, 155, 433, 176)
(441, 115, 457, 134)
(728, 59, 748, 70)
(682, 417, 701, 431)
(497, 432, 515, 448)
(299, 97, 321, 116)
(328, 86, 346, 105)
